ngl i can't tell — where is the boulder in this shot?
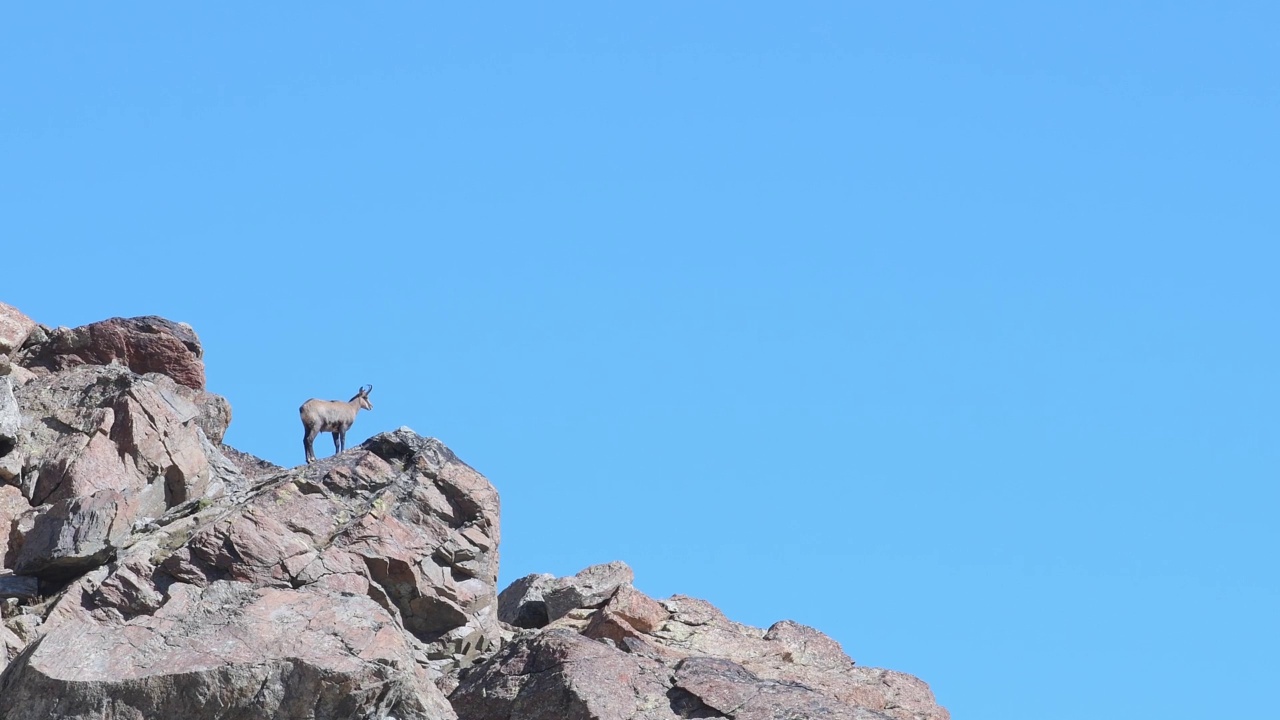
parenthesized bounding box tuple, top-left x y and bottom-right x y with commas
(0, 429, 503, 719)
(672, 655, 892, 720)
(1, 624, 23, 677)
(15, 315, 207, 390)
(159, 430, 502, 665)
(542, 560, 635, 622)
(451, 629, 680, 720)
(498, 572, 555, 628)
(582, 582, 670, 645)
(13, 492, 125, 577)
(0, 304, 35, 358)
(0, 612, 41, 679)
(0, 378, 18, 481)
(0, 580, 454, 720)
(459, 571, 950, 720)
(0, 486, 29, 565)
(8, 365, 232, 579)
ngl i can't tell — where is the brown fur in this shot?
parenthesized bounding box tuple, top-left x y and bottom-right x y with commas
(300, 384, 372, 463)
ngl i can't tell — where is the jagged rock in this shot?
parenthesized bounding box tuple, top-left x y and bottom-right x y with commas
(0, 304, 35, 358)
(7, 365, 232, 579)
(498, 572, 555, 628)
(90, 556, 163, 616)
(0, 625, 23, 676)
(158, 430, 501, 660)
(192, 388, 233, 445)
(583, 583, 671, 645)
(0, 378, 17, 436)
(13, 491, 125, 577)
(0, 307, 949, 720)
(0, 428, 500, 719)
(15, 315, 207, 390)
(0, 378, 18, 480)
(0, 486, 29, 564)
(457, 573, 949, 720)
(0, 579, 455, 720)
(543, 560, 635, 622)
(673, 656, 892, 720)
(655, 596, 947, 720)
(0, 425, 506, 717)
(219, 443, 285, 483)
(0, 613, 40, 679)
(452, 629, 682, 720)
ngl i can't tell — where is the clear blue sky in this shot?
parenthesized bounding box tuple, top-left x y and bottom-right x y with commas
(3, 4, 1277, 718)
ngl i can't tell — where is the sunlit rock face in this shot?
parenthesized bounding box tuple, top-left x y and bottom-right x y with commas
(1, 423, 498, 719)
(15, 315, 208, 391)
(8, 364, 230, 580)
(0, 310, 499, 718)
(1, 579, 454, 720)
(465, 562, 949, 720)
(0, 306, 947, 720)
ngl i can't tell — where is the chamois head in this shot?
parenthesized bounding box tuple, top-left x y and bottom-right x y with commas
(353, 384, 374, 411)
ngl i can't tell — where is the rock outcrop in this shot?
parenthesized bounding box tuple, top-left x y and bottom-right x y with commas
(0, 306, 948, 720)
(15, 315, 207, 390)
(464, 564, 947, 720)
(7, 364, 229, 579)
(0, 304, 35, 360)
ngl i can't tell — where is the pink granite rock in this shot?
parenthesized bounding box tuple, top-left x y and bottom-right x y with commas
(0, 308, 949, 720)
(16, 315, 207, 390)
(459, 571, 951, 720)
(0, 430, 501, 720)
(9, 365, 224, 578)
(0, 304, 35, 358)
(1, 579, 454, 719)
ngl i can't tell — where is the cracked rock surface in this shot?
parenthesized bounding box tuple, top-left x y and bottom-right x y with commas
(0, 308, 948, 720)
(458, 565, 949, 720)
(0, 426, 498, 719)
(2, 579, 450, 720)
(0, 311, 499, 719)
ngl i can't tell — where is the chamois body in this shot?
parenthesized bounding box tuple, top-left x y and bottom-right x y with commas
(300, 384, 373, 463)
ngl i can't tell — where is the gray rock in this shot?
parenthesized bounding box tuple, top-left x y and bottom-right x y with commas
(0, 307, 950, 720)
(0, 304, 35, 357)
(543, 560, 635, 622)
(673, 655, 893, 720)
(0, 377, 18, 463)
(0, 428, 501, 719)
(6, 365, 235, 580)
(452, 579, 950, 720)
(452, 628, 681, 720)
(13, 492, 123, 578)
(0, 580, 454, 720)
(15, 315, 208, 390)
(498, 572, 555, 628)
(0, 486, 29, 565)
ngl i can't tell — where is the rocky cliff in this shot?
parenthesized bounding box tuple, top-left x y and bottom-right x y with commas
(0, 303, 949, 720)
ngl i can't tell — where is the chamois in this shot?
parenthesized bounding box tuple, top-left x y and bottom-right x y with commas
(300, 384, 373, 463)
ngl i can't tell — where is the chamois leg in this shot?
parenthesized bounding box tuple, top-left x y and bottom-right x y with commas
(304, 426, 319, 464)
(332, 431, 342, 456)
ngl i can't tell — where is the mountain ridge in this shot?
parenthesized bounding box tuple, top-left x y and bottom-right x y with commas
(0, 302, 948, 720)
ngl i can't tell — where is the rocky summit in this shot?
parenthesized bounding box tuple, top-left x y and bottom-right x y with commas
(0, 302, 949, 720)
